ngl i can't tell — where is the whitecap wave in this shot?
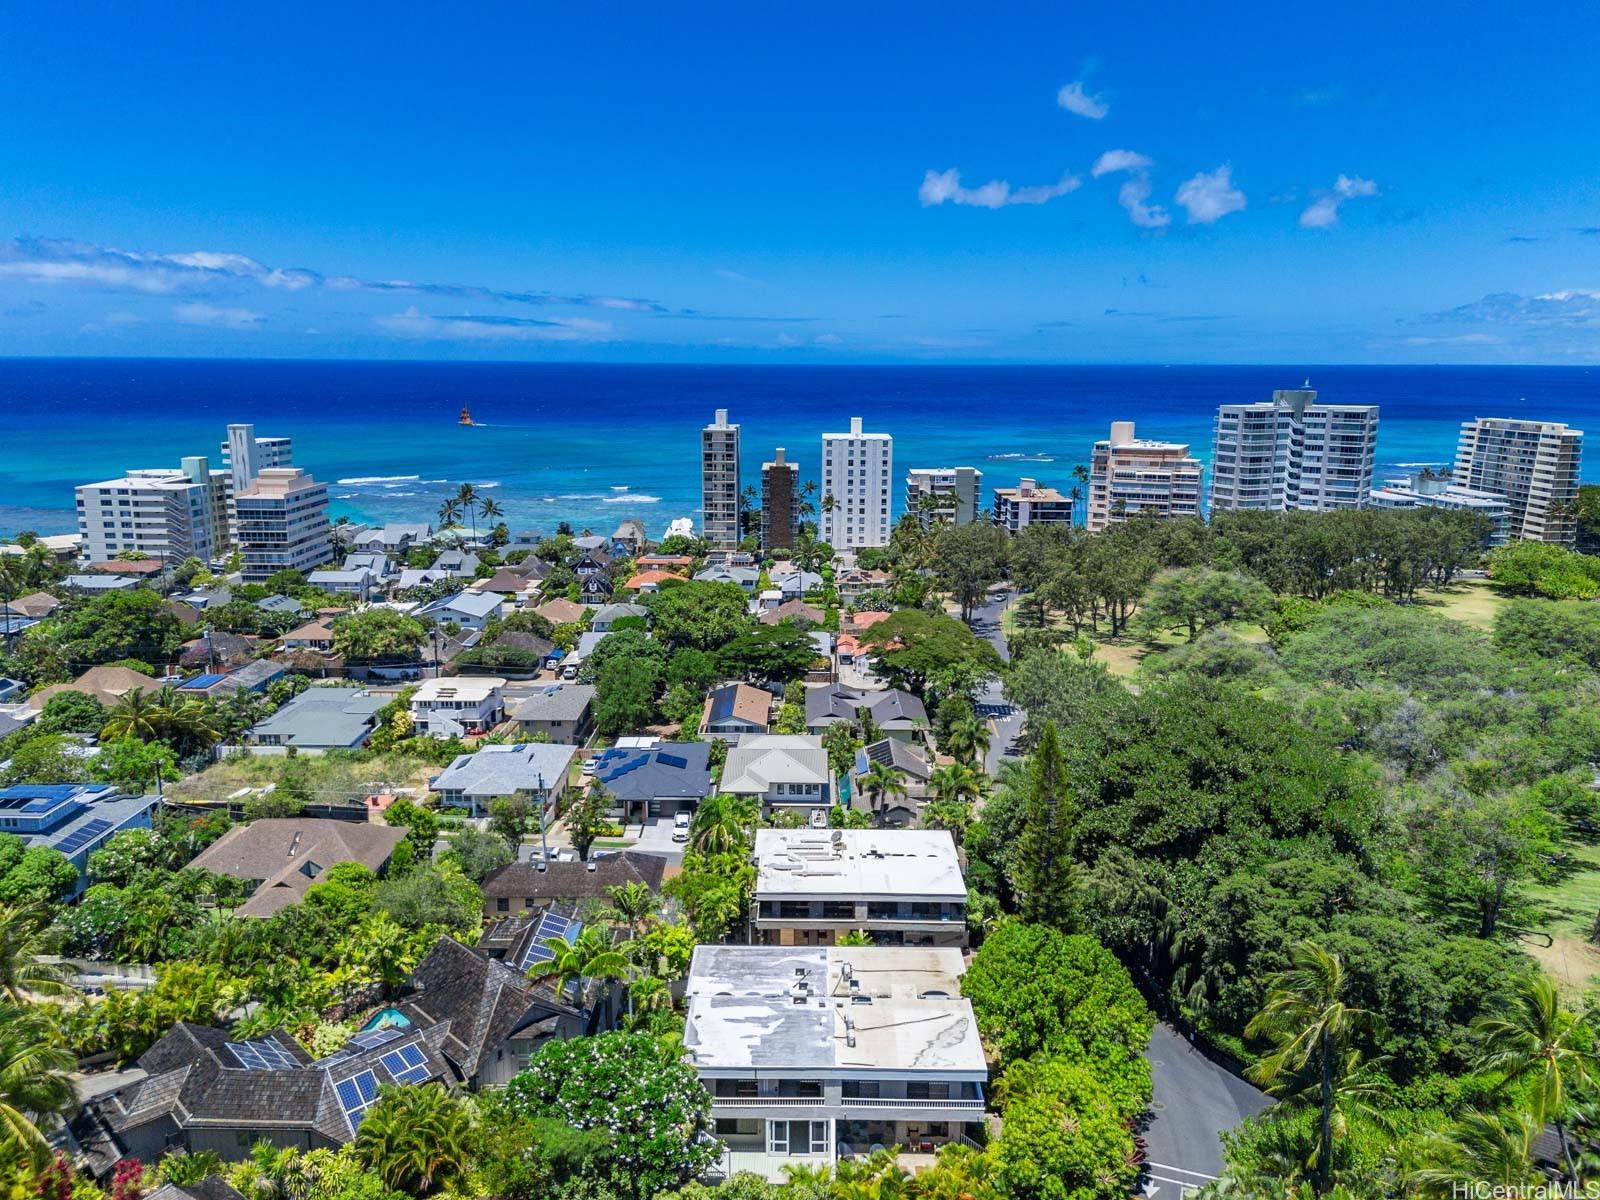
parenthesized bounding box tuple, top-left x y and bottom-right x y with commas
(474, 481, 501, 489)
(337, 474, 420, 485)
(604, 493, 660, 504)
(557, 493, 612, 500)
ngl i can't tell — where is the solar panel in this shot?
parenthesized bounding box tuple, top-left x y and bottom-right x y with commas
(348, 1027, 402, 1051)
(54, 819, 112, 855)
(336, 1070, 381, 1131)
(379, 1043, 430, 1085)
(517, 911, 582, 972)
(227, 1038, 300, 1071)
(657, 753, 687, 770)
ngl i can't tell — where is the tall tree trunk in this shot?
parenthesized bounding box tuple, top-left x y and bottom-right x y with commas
(1318, 1027, 1333, 1193)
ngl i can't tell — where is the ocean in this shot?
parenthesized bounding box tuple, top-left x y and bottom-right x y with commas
(1, 359, 1596, 539)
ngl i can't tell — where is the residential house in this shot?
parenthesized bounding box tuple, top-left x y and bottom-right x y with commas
(408, 676, 506, 737)
(611, 519, 651, 554)
(178, 632, 254, 671)
(588, 738, 714, 822)
(834, 568, 891, 605)
(431, 549, 482, 578)
(685, 945, 987, 1176)
(308, 553, 393, 600)
(695, 565, 760, 593)
(188, 818, 406, 917)
(759, 599, 825, 627)
(623, 569, 683, 594)
(701, 682, 775, 741)
(62, 573, 142, 593)
(841, 611, 891, 636)
(6, 592, 60, 619)
(244, 688, 389, 751)
(429, 742, 577, 819)
(721, 735, 833, 818)
(26, 665, 160, 711)
(752, 829, 967, 947)
(0, 784, 157, 897)
(805, 686, 927, 741)
(417, 589, 503, 631)
(473, 568, 541, 599)
(208, 659, 288, 697)
(636, 554, 695, 572)
(351, 523, 432, 555)
(482, 852, 666, 918)
(512, 684, 596, 743)
(254, 594, 304, 617)
(590, 602, 649, 632)
(280, 616, 337, 653)
(772, 570, 823, 600)
(572, 541, 612, 578)
(533, 597, 588, 626)
(176, 587, 233, 611)
(579, 572, 615, 602)
(852, 739, 932, 824)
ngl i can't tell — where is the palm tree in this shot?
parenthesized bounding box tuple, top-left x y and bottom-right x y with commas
(1245, 941, 1378, 1192)
(353, 1083, 476, 1195)
(100, 688, 162, 742)
(0, 1001, 76, 1167)
(456, 484, 479, 543)
(921, 799, 974, 847)
(690, 794, 758, 855)
(479, 496, 504, 543)
(1411, 1108, 1540, 1194)
(437, 498, 462, 530)
(927, 761, 985, 805)
(859, 760, 907, 815)
(1471, 972, 1599, 1183)
(0, 905, 71, 1002)
(349, 914, 412, 998)
(602, 881, 657, 937)
(527, 925, 632, 999)
(942, 715, 992, 765)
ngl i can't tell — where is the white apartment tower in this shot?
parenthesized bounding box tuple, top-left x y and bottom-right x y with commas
(991, 478, 1074, 532)
(75, 456, 226, 564)
(1210, 388, 1379, 513)
(904, 467, 982, 530)
(1453, 417, 1584, 544)
(821, 417, 893, 550)
(233, 467, 335, 583)
(1086, 422, 1203, 532)
(702, 409, 742, 548)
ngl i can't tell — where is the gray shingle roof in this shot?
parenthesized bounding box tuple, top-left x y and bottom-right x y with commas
(805, 685, 928, 730)
(430, 743, 579, 798)
(512, 684, 595, 723)
(590, 740, 714, 801)
(246, 688, 388, 748)
(482, 851, 666, 900)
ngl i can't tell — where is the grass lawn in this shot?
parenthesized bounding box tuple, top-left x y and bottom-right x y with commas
(1527, 838, 1600, 999)
(1411, 580, 1507, 631)
(167, 750, 437, 806)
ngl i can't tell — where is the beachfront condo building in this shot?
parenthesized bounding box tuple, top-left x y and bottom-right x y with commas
(1452, 418, 1584, 544)
(75, 458, 228, 564)
(1086, 422, 1203, 532)
(821, 417, 893, 550)
(992, 477, 1074, 532)
(1368, 471, 1512, 547)
(904, 467, 982, 530)
(219, 423, 295, 544)
(1210, 388, 1379, 513)
(702, 409, 742, 548)
(761, 447, 800, 553)
(234, 467, 335, 583)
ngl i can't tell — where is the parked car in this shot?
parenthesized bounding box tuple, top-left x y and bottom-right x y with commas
(672, 811, 692, 842)
(581, 756, 598, 777)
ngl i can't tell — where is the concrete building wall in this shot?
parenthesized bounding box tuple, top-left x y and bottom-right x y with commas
(1454, 417, 1584, 544)
(702, 409, 742, 548)
(821, 418, 893, 549)
(1085, 422, 1202, 532)
(761, 448, 800, 553)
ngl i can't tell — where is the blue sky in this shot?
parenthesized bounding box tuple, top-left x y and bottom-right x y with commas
(2, 2, 1597, 363)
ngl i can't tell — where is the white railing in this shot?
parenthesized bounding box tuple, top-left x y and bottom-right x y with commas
(841, 1097, 983, 1111)
(712, 1096, 982, 1112)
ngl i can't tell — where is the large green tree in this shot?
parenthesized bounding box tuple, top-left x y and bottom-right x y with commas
(1014, 722, 1079, 929)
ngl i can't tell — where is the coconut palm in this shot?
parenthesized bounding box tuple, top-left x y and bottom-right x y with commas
(99, 688, 162, 742)
(478, 496, 504, 539)
(0, 905, 70, 1002)
(353, 1083, 476, 1195)
(859, 760, 907, 814)
(942, 715, 992, 766)
(527, 925, 632, 999)
(0, 1001, 76, 1167)
(456, 484, 479, 543)
(690, 794, 758, 855)
(436, 498, 462, 530)
(1410, 1108, 1541, 1194)
(1245, 941, 1379, 1192)
(602, 881, 657, 936)
(927, 760, 985, 805)
(1471, 972, 1600, 1183)
(921, 800, 974, 848)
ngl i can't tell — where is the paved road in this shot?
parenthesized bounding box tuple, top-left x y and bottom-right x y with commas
(966, 587, 1025, 777)
(1141, 1023, 1269, 1194)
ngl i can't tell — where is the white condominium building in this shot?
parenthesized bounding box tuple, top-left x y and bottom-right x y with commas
(904, 467, 982, 529)
(234, 467, 334, 583)
(221, 423, 294, 493)
(1453, 417, 1584, 544)
(821, 417, 893, 549)
(991, 477, 1074, 532)
(702, 409, 742, 548)
(1369, 471, 1512, 546)
(75, 457, 227, 564)
(1210, 388, 1379, 513)
(1086, 422, 1203, 533)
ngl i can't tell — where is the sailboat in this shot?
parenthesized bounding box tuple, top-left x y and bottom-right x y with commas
(458, 406, 476, 427)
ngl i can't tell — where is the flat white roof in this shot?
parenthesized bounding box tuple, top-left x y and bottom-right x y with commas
(684, 945, 985, 1077)
(754, 829, 965, 901)
(410, 677, 505, 703)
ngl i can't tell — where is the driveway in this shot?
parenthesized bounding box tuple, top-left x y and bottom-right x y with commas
(1141, 1023, 1269, 1194)
(628, 815, 687, 863)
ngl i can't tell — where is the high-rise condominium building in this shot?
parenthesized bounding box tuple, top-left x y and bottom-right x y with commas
(1086, 422, 1203, 533)
(821, 417, 893, 550)
(905, 467, 983, 529)
(701, 409, 742, 548)
(992, 477, 1075, 532)
(76, 457, 226, 564)
(1210, 388, 1379, 513)
(234, 468, 335, 583)
(1453, 417, 1584, 544)
(761, 447, 800, 553)
(220, 423, 295, 542)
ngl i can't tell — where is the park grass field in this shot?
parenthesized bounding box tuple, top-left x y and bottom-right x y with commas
(1527, 839, 1600, 999)
(1410, 579, 1508, 631)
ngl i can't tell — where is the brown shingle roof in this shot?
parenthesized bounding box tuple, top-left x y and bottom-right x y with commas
(27, 665, 161, 709)
(482, 851, 665, 901)
(189, 819, 405, 916)
(533, 598, 587, 625)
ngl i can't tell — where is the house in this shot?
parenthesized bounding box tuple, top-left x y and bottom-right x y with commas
(280, 616, 337, 653)
(636, 554, 695, 572)
(805, 686, 927, 741)
(752, 829, 967, 948)
(74, 935, 591, 1169)
(417, 589, 503, 632)
(26, 665, 160, 711)
(772, 570, 824, 600)
(87, 558, 166, 577)
(721, 735, 833, 817)
(835, 568, 892, 605)
(245, 688, 389, 751)
(0, 784, 157, 897)
(572, 541, 612, 578)
(842, 610, 892, 636)
(834, 634, 864, 668)
(701, 682, 774, 741)
(760, 599, 825, 627)
(473, 568, 541, 598)
(431, 549, 482, 578)
(533, 597, 588, 626)
(579, 572, 615, 602)
(611, 519, 650, 554)
(756, 589, 783, 613)
(429, 742, 577, 819)
(254, 594, 305, 616)
(482, 852, 666, 918)
(588, 738, 715, 822)
(62, 573, 141, 592)
(178, 632, 254, 670)
(396, 567, 450, 591)
(853, 739, 933, 823)
(694, 565, 760, 593)
(176, 587, 233, 611)
(306, 565, 378, 600)
(509, 529, 546, 548)
(6, 592, 60, 619)
(351, 522, 432, 555)
(590, 602, 649, 632)
(189, 818, 407, 917)
(408, 676, 506, 737)
(684, 945, 987, 1177)
(207, 659, 289, 696)
(147, 1180, 247, 1200)
(512, 684, 596, 743)
(622, 569, 681, 594)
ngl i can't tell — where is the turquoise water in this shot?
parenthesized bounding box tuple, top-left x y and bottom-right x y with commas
(1, 359, 1595, 537)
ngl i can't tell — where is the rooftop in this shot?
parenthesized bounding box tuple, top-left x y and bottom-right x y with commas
(591, 740, 714, 801)
(754, 829, 965, 900)
(722, 735, 831, 792)
(431, 743, 579, 798)
(247, 688, 388, 748)
(411, 676, 506, 703)
(482, 852, 667, 900)
(512, 684, 596, 722)
(189, 819, 406, 917)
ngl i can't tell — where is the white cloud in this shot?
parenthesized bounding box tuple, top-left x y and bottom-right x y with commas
(1057, 80, 1109, 119)
(1091, 149, 1153, 178)
(1426, 289, 1600, 328)
(1175, 165, 1247, 224)
(375, 307, 613, 341)
(1299, 174, 1378, 229)
(173, 303, 265, 329)
(918, 168, 1081, 209)
(1116, 176, 1171, 228)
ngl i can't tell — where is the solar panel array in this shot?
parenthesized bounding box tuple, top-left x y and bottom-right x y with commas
(227, 1037, 300, 1071)
(657, 753, 688, 770)
(54, 819, 112, 855)
(517, 910, 582, 972)
(348, 1026, 402, 1051)
(379, 1042, 430, 1085)
(335, 1070, 380, 1131)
